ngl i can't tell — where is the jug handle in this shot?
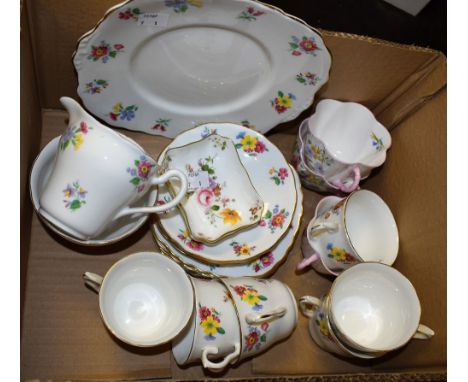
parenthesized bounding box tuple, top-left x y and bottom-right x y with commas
(115, 169, 188, 218)
(245, 307, 287, 325)
(333, 166, 361, 193)
(201, 343, 240, 371)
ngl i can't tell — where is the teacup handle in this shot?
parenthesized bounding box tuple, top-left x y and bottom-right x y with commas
(83, 272, 103, 293)
(308, 222, 339, 238)
(412, 324, 435, 340)
(333, 165, 361, 193)
(201, 343, 240, 371)
(297, 253, 320, 270)
(299, 295, 322, 318)
(115, 169, 188, 218)
(245, 307, 287, 325)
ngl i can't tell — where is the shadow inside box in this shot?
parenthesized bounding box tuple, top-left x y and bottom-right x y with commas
(38, 216, 151, 255)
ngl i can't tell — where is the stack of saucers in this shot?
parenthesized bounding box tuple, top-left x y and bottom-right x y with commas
(152, 122, 303, 278)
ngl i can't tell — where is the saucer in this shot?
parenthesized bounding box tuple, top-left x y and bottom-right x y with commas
(30, 137, 157, 246)
(156, 123, 297, 264)
(73, 0, 331, 137)
(163, 134, 263, 244)
(152, 165, 303, 278)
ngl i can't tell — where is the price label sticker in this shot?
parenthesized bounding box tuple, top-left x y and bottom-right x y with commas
(138, 13, 169, 27)
(187, 171, 210, 191)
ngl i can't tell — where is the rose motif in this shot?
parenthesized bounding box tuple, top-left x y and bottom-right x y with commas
(196, 188, 214, 207)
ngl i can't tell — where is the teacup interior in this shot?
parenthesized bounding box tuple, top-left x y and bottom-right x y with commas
(345, 190, 398, 265)
(99, 252, 193, 346)
(331, 263, 421, 351)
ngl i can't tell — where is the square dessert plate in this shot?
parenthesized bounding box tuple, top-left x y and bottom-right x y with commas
(163, 134, 264, 243)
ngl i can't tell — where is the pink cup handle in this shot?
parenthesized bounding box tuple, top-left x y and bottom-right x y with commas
(297, 253, 319, 270)
(333, 166, 361, 193)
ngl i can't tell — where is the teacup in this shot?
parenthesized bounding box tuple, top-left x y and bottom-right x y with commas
(39, 97, 188, 240)
(300, 263, 434, 358)
(300, 99, 392, 192)
(297, 190, 398, 275)
(172, 278, 241, 372)
(83, 252, 194, 347)
(221, 277, 297, 360)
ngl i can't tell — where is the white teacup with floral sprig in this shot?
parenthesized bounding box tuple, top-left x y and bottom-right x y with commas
(39, 97, 187, 240)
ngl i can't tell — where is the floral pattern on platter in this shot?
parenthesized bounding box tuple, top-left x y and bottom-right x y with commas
(271, 91, 296, 114)
(238, 6, 266, 21)
(198, 304, 225, 341)
(230, 241, 257, 257)
(165, 0, 203, 13)
(152, 118, 171, 132)
(185, 155, 241, 227)
(269, 167, 289, 185)
(234, 131, 269, 157)
(87, 41, 124, 63)
(118, 7, 142, 21)
(177, 228, 205, 250)
(230, 284, 267, 311)
(127, 156, 155, 192)
(60, 121, 92, 151)
(248, 252, 274, 273)
(200, 126, 217, 138)
(296, 72, 320, 86)
(326, 243, 356, 264)
(316, 312, 333, 341)
(63, 181, 87, 211)
(260, 205, 290, 234)
(371, 132, 384, 151)
(244, 323, 270, 352)
(84, 79, 108, 94)
(289, 35, 321, 56)
(109, 102, 138, 122)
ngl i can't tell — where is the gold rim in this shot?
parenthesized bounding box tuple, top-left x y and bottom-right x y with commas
(156, 123, 298, 264)
(96, 252, 195, 347)
(151, 165, 303, 279)
(163, 133, 265, 245)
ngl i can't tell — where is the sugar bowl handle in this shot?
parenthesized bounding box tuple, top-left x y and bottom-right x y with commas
(299, 295, 322, 318)
(245, 307, 287, 325)
(83, 272, 103, 293)
(201, 343, 240, 371)
(413, 324, 435, 340)
(333, 165, 361, 193)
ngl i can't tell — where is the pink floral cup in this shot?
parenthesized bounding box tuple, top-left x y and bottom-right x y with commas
(221, 277, 297, 361)
(172, 278, 241, 372)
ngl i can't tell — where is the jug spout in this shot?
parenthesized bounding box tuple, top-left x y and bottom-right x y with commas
(60, 97, 89, 126)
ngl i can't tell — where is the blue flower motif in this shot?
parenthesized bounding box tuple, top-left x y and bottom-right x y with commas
(102, 56, 109, 64)
(120, 109, 135, 121)
(288, 93, 297, 100)
(326, 243, 333, 250)
(252, 304, 263, 311)
(236, 131, 246, 139)
(204, 334, 216, 341)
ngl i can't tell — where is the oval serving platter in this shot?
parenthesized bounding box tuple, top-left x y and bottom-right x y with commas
(73, 0, 331, 137)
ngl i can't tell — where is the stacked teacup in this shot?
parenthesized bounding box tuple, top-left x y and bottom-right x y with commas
(291, 99, 392, 194)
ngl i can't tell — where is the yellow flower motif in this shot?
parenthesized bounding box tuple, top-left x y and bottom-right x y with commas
(277, 95, 293, 108)
(242, 289, 261, 306)
(63, 190, 71, 198)
(240, 135, 257, 151)
(220, 208, 241, 225)
(188, 0, 203, 7)
(112, 102, 123, 113)
(240, 244, 251, 256)
(331, 246, 346, 261)
(201, 315, 219, 336)
(181, 229, 190, 239)
(268, 167, 275, 175)
(73, 133, 84, 151)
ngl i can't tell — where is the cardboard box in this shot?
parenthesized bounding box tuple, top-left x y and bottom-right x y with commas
(20, 0, 446, 380)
